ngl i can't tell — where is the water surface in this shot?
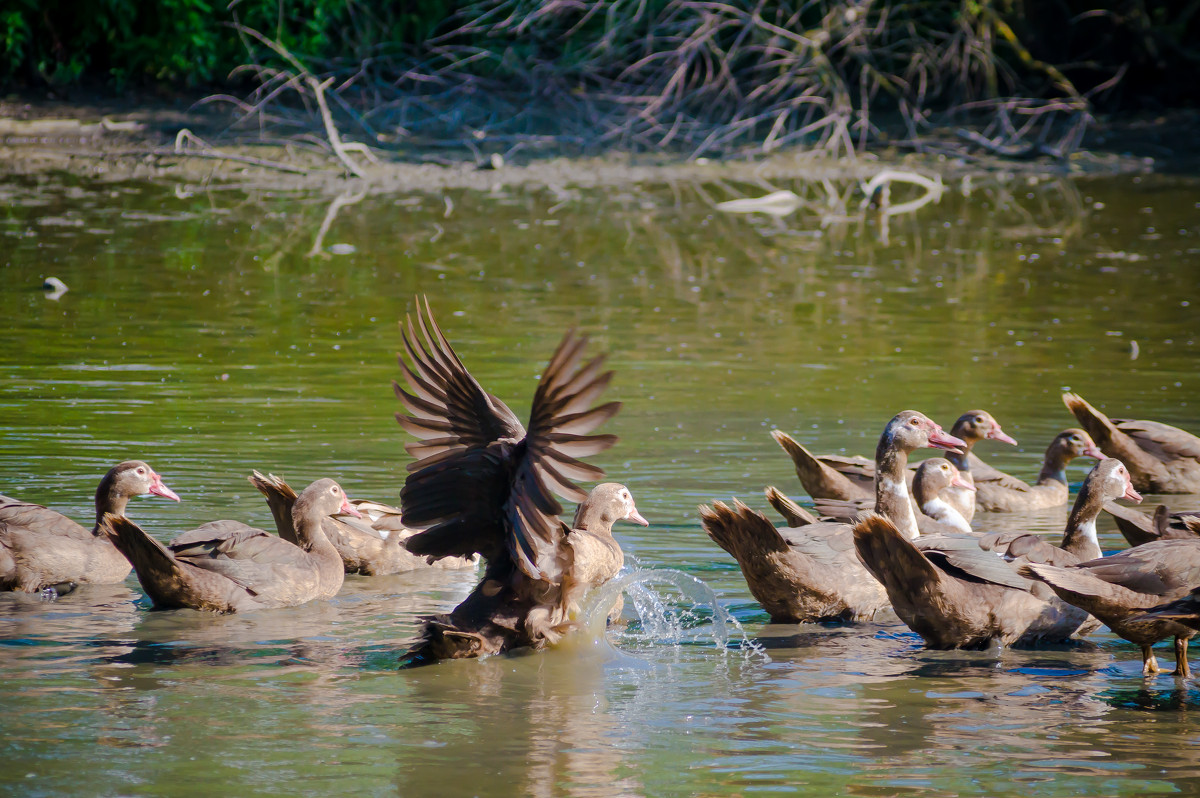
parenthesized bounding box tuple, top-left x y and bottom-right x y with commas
(2, 167, 1200, 796)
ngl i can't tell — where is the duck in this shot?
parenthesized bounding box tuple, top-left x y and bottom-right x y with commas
(972, 429, 1103, 512)
(101, 478, 355, 612)
(700, 411, 966, 624)
(1063, 392, 1200, 493)
(392, 300, 646, 663)
(1105, 501, 1200, 547)
(250, 471, 477, 575)
(978, 459, 1143, 568)
(850, 459, 1144, 650)
(772, 410, 1015, 522)
(804, 458, 977, 536)
(1022, 539, 1200, 677)
(0, 461, 180, 594)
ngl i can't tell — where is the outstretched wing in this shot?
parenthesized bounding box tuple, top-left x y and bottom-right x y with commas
(503, 330, 620, 580)
(398, 301, 620, 580)
(394, 297, 525, 467)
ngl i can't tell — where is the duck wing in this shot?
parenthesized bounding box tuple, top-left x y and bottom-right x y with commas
(1113, 420, 1200, 465)
(1073, 540, 1200, 595)
(0, 498, 92, 541)
(394, 298, 525, 462)
(398, 301, 619, 581)
(915, 534, 1033, 591)
(504, 330, 620, 581)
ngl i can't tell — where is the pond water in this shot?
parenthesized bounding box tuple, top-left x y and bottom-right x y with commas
(2, 164, 1199, 796)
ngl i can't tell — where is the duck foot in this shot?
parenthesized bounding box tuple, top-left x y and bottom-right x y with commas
(1174, 637, 1191, 679)
(1142, 645, 1162, 676)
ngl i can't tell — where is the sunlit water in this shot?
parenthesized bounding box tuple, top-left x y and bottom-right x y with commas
(2, 166, 1200, 796)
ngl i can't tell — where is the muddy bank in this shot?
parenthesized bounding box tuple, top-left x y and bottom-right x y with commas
(2, 93, 1189, 193)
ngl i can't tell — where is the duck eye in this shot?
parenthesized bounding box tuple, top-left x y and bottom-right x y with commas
(910, 418, 920, 426)
(136, 467, 146, 475)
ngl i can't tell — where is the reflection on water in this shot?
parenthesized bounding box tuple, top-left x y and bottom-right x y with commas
(1, 168, 1199, 795)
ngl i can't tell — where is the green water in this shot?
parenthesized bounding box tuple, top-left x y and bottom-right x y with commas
(2, 167, 1200, 796)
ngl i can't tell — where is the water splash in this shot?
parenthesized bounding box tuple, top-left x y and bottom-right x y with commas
(578, 568, 766, 662)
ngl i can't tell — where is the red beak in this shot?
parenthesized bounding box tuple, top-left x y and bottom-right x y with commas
(987, 427, 1018, 446)
(148, 473, 181, 502)
(927, 427, 968, 455)
(339, 497, 363, 518)
(1124, 481, 1143, 503)
(951, 474, 977, 492)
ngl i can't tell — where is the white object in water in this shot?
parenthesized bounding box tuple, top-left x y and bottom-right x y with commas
(43, 276, 68, 300)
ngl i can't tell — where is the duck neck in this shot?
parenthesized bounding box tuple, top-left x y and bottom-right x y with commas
(1036, 440, 1072, 487)
(943, 428, 977, 474)
(875, 436, 919, 540)
(1060, 482, 1103, 561)
(92, 469, 129, 534)
(290, 503, 341, 562)
(919, 494, 972, 535)
(572, 503, 614, 538)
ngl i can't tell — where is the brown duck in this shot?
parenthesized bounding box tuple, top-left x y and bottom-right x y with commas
(701, 411, 966, 624)
(978, 459, 1143, 569)
(101, 478, 356, 613)
(393, 300, 646, 663)
(1063, 392, 1200, 493)
(1022, 539, 1200, 677)
(0, 461, 180, 594)
(1105, 501, 1200, 547)
(252, 472, 477, 575)
(851, 459, 1143, 649)
(972, 429, 1103, 512)
(772, 410, 1014, 522)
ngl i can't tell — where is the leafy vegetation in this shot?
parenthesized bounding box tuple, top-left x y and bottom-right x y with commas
(3, 2, 1197, 158)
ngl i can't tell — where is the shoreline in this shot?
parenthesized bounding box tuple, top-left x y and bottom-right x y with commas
(2, 93, 1192, 193)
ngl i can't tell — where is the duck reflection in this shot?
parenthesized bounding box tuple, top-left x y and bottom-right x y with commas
(393, 643, 645, 798)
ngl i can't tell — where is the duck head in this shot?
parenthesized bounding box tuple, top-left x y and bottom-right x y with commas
(573, 483, 649, 532)
(885, 411, 968, 455)
(953, 410, 1018, 447)
(913, 459, 976, 505)
(296, 478, 362, 520)
(1056, 429, 1105, 462)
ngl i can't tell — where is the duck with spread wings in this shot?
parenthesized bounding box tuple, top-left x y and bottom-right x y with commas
(395, 300, 647, 664)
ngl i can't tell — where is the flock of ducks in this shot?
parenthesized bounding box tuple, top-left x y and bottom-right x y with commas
(2, 299, 1200, 673)
(705, 399, 1200, 677)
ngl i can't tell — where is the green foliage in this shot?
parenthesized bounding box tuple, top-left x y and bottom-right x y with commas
(0, 0, 456, 86)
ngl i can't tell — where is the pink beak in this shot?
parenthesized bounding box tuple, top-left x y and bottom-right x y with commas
(626, 504, 649, 526)
(987, 426, 1018, 446)
(1124, 480, 1143, 503)
(951, 474, 977, 492)
(339, 497, 363, 518)
(927, 426, 968, 455)
(1083, 443, 1105, 460)
(148, 473, 181, 502)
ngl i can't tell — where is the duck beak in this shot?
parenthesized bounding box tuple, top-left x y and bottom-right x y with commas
(339, 497, 363, 518)
(148, 473, 181, 502)
(928, 427, 968, 454)
(1123, 481, 1143, 503)
(951, 474, 977, 492)
(1083, 443, 1105, 460)
(988, 427, 1018, 446)
(625, 504, 650, 526)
